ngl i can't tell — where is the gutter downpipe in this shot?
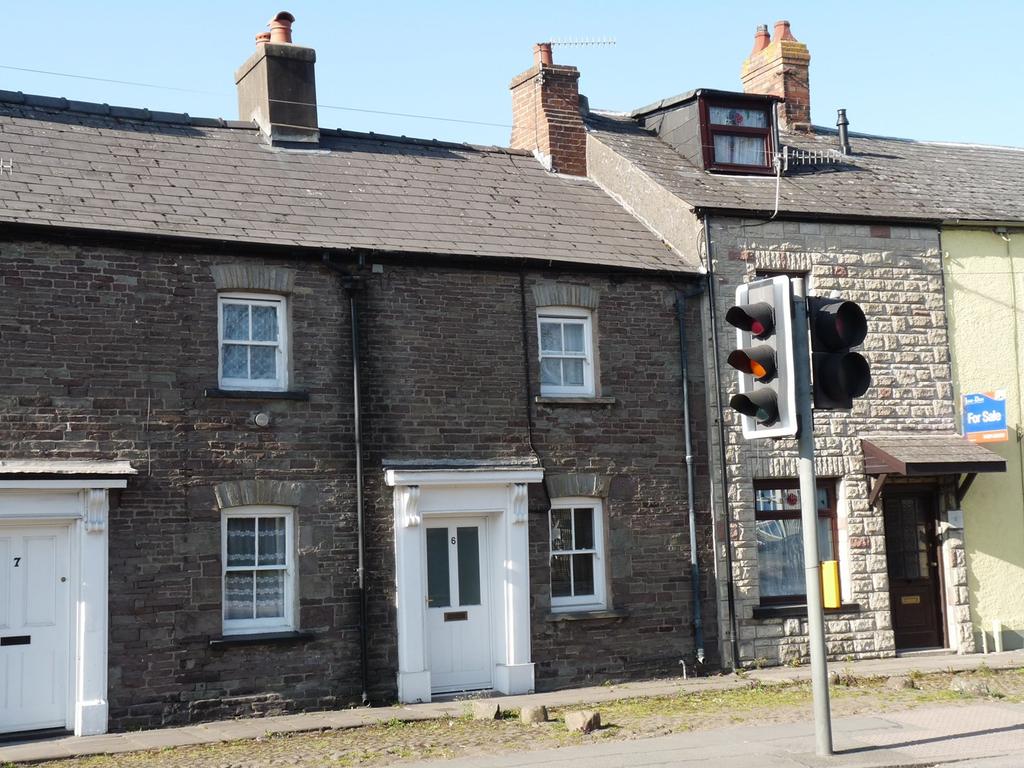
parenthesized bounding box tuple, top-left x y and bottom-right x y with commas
(676, 286, 706, 665)
(323, 254, 370, 705)
(702, 213, 741, 669)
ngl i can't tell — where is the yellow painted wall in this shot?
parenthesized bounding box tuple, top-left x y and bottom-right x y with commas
(943, 228, 1024, 650)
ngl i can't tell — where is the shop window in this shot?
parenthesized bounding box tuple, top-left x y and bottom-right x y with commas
(754, 480, 837, 603)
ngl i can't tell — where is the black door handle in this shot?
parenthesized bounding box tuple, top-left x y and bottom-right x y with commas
(1, 635, 30, 646)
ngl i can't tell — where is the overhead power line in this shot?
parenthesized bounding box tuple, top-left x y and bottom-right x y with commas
(0, 63, 512, 130)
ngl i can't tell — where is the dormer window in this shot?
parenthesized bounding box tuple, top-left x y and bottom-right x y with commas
(701, 99, 775, 174)
(633, 89, 778, 175)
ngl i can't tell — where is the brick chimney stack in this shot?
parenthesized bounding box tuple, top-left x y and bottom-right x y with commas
(741, 20, 811, 132)
(509, 43, 588, 176)
(235, 11, 319, 144)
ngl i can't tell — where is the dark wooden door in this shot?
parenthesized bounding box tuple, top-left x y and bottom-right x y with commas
(883, 491, 944, 649)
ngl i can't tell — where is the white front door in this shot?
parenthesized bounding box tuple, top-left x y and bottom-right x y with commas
(0, 524, 70, 733)
(425, 517, 492, 693)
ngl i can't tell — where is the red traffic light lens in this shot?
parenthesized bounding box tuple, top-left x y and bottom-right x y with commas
(815, 301, 867, 349)
(725, 303, 775, 339)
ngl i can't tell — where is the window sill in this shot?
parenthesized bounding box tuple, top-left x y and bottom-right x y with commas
(535, 396, 616, 406)
(204, 388, 310, 401)
(752, 603, 862, 620)
(546, 608, 628, 623)
(209, 630, 314, 648)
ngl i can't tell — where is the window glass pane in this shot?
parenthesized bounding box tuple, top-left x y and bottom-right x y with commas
(255, 570, 285, 618)
(563, 358, 585, 387)
(540, 358, 562, 386)
(456, 526, 481, 606)
(250, 346, 277, 380)
(226, 518, 256, 567)
(573, 508, 594, 550)
(756, 518, 806, 597)
(251, 304, 279, 342)
(551, 555, 571, 597)
(426, 528, 450, 608)
(224, 571, 254, 620)
(816, 487, 829, 512)
(563, 323, 585, 353)
(223, 303, 250, 341)
(540, 321, 563, 353)
(572, 553, 595, 596)
(817, 517, 835, 561)
(258, 517, 286, 566)
(550, 509, 572, 551)
(709, 106, 767, 128)
(222, 344, 248, 379)
(713, 134, 765, 166)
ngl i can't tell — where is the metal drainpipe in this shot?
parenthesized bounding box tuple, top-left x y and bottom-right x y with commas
(676, 286, 706, 666)
(702, 215, 742, 669)
(323, 255, 370, 705)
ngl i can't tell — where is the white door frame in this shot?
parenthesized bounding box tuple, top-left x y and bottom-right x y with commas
(0, 474, 129, 736)
(385, 468, 542, 704)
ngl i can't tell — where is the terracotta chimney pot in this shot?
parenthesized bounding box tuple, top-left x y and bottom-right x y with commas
(534, 42, 553, 67)
(268, 11, 295, 44)
(750, 24, 771, 55)
(774, 20, 797, 42)
(255, 31, 272, 46)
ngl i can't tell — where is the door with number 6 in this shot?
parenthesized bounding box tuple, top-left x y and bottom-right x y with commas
(424, 518, 491, 693)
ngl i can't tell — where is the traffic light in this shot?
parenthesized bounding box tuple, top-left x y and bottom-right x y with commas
(808, 297, 871, 409)
(726, 276, 797, 438)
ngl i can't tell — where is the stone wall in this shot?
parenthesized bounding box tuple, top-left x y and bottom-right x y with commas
(703, 217, 965, 666)
(0, 235, 715, 728)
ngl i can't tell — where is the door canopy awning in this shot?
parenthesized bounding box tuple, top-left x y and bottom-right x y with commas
(862, 435, 1006, 477)
(861, 434, 1006, 505)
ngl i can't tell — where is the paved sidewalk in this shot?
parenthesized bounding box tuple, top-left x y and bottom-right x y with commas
(404, 701, 1024, 767)
(2, 649, 1022, 765)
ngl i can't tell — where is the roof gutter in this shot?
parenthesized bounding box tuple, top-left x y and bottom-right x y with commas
(690, 205, 939, 228)
(0, 220, 703, 280)
(943, 219, 1024, 230)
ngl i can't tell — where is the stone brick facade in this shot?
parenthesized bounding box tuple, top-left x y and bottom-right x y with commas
(703, 217, 971, 666)
(0, 233, 715, 729)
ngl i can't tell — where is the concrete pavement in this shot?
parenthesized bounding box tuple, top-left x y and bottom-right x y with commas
(1, 649, 1022, 765)
(405, 701, 1024, 768)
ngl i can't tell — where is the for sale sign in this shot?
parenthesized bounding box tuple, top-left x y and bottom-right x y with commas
(962, 390, 1008, 443)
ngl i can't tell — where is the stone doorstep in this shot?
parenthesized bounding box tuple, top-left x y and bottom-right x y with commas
(2, 649, 1022, 764)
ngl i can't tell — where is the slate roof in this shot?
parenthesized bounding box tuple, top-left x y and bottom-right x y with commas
(587, 110, 1024, 223)
(0, 93, 694, 273)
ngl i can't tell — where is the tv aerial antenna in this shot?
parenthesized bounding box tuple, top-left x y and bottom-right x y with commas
(549, 37, 616, 48)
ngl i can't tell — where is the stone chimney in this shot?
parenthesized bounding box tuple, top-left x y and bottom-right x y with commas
(235, 11, 319, 144)
(741, 20, 811, 132)
(509, 43, 587, 176)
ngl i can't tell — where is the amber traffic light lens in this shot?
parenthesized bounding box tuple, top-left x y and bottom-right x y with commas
(727, 346, 777, 382)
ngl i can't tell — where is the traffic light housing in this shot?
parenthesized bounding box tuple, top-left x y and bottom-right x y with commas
(726, 276, 797, 438)
(808, 297, 871, 409)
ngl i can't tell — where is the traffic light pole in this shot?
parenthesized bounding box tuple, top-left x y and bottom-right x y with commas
(791, 279, 834, 756)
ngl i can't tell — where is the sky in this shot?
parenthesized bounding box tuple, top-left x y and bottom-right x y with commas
(3, 1, 1023, 149)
